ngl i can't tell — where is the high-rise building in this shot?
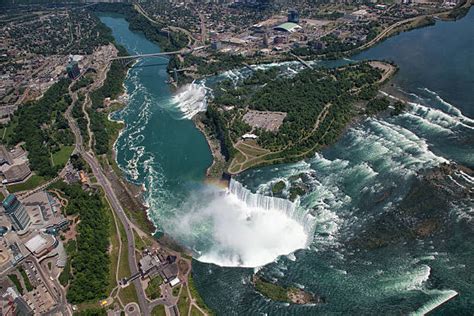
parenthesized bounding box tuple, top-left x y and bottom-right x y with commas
(66, 61, 80, 80)
(288, 10, 300, 24)
(2, 194, 30, 231)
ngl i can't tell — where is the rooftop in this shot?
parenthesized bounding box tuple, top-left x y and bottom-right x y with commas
(274, 22, 301, 33)
(2, 194, 17, 209)
(0, 145, 13, 165)
(2, 163, 31, 183)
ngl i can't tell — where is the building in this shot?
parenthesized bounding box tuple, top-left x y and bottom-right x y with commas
(347, 9, 369, 21)
(78, 170, 88, 184)
(242, 133, 258, 140)
(66, 61, 80, 80)
(14, 297, 34, 316)
(2, 163, 31, 184)
(45, 219, 70, 235)
(9, 243, 24, 266)
(288, 9, 299, 23)
(24, 234, 57, 257)
(273, 22, 302, 33)
(0, 145, 13, 166)
(139, 253, 161, 275)
(2, 194, 31, 232)
(0, 145, 31, 184)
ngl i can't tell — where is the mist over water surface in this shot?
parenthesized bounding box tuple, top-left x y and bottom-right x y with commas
(99, 10, 474, 315)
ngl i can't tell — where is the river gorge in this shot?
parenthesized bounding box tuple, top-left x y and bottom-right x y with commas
(99, 9, 473, 315)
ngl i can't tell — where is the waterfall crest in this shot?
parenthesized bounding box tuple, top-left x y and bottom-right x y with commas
(229, 179, 316, 235)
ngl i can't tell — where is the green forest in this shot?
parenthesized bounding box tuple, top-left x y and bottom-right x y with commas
(204, 62, 395, 170)
(89, 59, 127, 155)
(6, 79, 73, 177)
(51, 181, 111, 304)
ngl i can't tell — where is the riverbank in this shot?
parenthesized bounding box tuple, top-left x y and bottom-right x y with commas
(197, 61, 399, 179)
(99, 7, 474, 315)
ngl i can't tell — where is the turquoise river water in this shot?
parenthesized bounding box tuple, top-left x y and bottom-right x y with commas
(99, 10, 473, 315)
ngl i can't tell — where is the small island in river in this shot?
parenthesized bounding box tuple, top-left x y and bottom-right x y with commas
(196, 60, 401, 179)
(253, 275, 324, 305)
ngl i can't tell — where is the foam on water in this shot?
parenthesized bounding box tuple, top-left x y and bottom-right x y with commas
(384, 264, 431, 292)
(408, 102, 474, 131)
(172, 83, 208, 119)
(167, 180, 311, 268)
(409, 289, 458, 316)
(421, 87, 474, 123)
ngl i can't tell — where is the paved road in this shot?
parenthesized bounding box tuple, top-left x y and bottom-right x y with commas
(66, 87, 150, 315)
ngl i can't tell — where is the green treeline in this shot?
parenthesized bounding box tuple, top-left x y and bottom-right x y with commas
(365, 97, 390, 115)
(88, 60, 127, 155)
(71, 75, 94, 92)
(7, 79, 73, 177)
(202, 104, 236, 160)
(7, 274, 24, 295)
(253, 276, 293, 303)
(51, 181, 110, 304)
(206, 63, 387, 167)
(72, 93, 90, 146)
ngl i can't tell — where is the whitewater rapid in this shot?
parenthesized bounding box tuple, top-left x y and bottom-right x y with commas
(102, 12, 474, 315)
(171, 83, 208, 119)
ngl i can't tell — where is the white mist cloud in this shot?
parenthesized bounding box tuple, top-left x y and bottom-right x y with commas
(172, 83, 208, 119)
(167, 185, 308, 268)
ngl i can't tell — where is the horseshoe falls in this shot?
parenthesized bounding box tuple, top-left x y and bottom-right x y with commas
(99, 9, 474, 316)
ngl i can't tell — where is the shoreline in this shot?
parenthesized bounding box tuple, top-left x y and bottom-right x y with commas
(104, 63, 157, 235)
(166, 2, 471, 88)
(194, 60, 399, 179)
(105, 54, 197, 253)
(192, 114, 228, 181)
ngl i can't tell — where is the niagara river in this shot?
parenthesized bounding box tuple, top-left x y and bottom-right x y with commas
(99, 9, 473, 315)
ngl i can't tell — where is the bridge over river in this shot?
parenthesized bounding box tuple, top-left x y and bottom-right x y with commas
(109, 45, 207, 61)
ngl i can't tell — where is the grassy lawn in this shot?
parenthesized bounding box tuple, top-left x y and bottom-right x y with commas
(8, 274, 24, 295)
(133, 229, 147, 252)
(151, 305, 166, 316)
(18, 266, 34, 292)
(191, 305, 205, 316)
(52, 145, 74, 167)
(177, 285, 191, 316)
(115, 214, 139, 305)
(172, 285, 181, 297)
(0, 117, 18, 144)
(7, 175, 46, 193)
(117, 218, 131, 280)
(188, 274, 214, 315)
(133, 229, 154, 252)
(145, 275, 163, 300)
(105, 197, 120, 294)
(118, 283, 138, 306)
(77, 300, 105, 312)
